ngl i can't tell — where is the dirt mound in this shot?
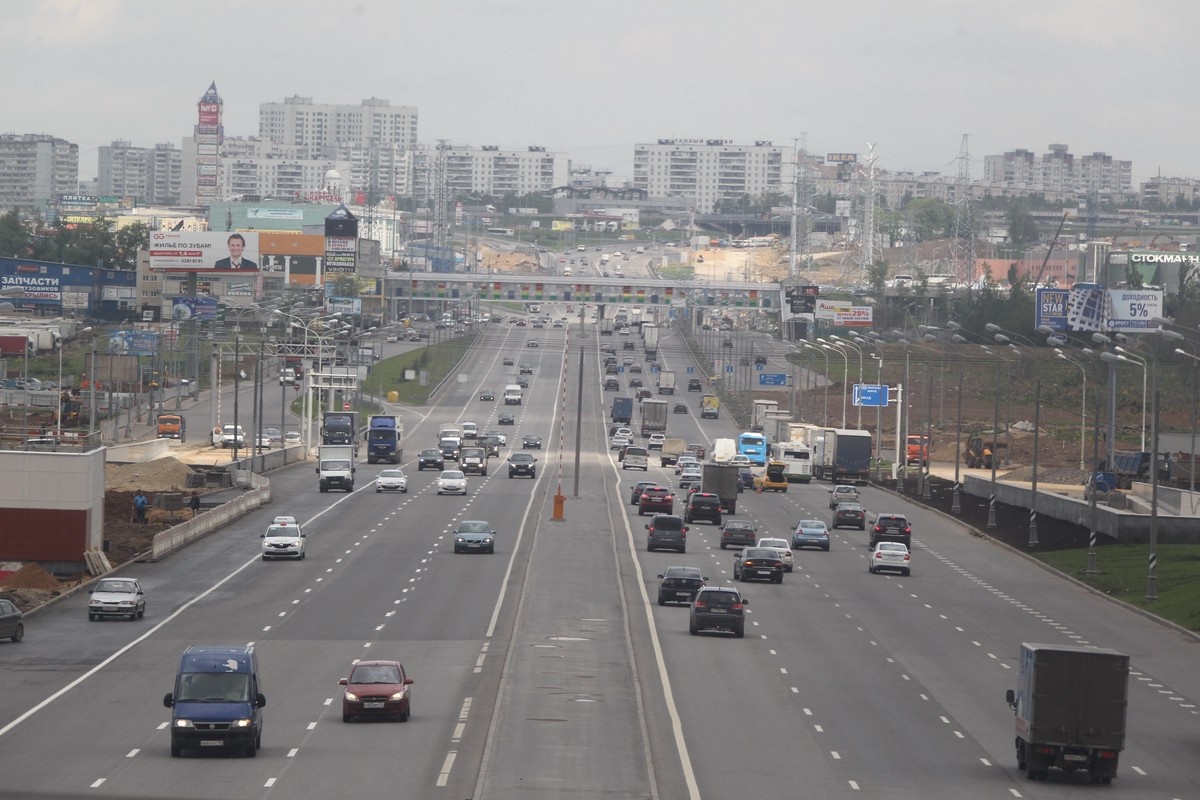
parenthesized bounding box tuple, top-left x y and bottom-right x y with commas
(0, 562, 62, 590)
(105, 457, 198, 492)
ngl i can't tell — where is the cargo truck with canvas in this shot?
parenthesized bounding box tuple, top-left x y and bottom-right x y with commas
(640, 399, 668, 437)
(702, 463, 740, 514)
(659, 437, 686, 467)
(611, 396, 633, 424)
(642, 323, 659, 359)
(656, 370, 675, 394)
(814, 428, 872, 483)
(1005, 643, 1129, 784)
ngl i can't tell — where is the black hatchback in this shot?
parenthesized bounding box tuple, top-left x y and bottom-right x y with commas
(418, 448, 444, 471)
(657, 566, 707, 605)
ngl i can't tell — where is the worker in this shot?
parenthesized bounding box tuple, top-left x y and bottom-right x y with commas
(188, 491, 201, 518)
(133, 490, 148, 524)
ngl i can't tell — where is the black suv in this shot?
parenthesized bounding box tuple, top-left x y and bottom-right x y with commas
(657, 566, 707, 606)
(687, 378, 703, 391)
(508, 452, 537, 479)
(418, 448, 444, 471)
(754, 354, 768, 366)
(689, 586, 748, 637)
(684, 492, 723, 526)
(869, 513, 912, 548)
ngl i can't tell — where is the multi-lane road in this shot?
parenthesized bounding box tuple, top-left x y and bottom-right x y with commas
(2, 256, 1199, 799)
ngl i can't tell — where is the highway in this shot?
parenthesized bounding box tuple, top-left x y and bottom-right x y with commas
(2, 274, 1199, 799)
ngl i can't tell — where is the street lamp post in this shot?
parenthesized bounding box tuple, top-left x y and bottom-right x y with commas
(818, 339, 849, 428)
(830, 334, 865, 429)
(1113, 346, 1148, 452)
(801, 342, 829, 427)
(1054, 349, 1087, 470)
(988, 323, 1040, 548)
(1173, 346, 1200, 493)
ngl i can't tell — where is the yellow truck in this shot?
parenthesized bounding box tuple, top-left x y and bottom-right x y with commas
(753, 460, 789, 493)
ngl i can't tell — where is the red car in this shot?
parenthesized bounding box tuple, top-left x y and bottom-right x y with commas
(638, 487, 675, 515)
(339, 660, 414, 722)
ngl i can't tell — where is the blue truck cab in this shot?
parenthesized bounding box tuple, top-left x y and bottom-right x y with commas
(163, 645, 266, 758)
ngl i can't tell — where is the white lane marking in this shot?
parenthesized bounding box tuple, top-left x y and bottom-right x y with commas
(90, 780, 105, 788)
(265, 778, 277, 787)
(437, 751, 457, 787)
(288, 748, 299, 757)
(1131, 766, 1147, 775)
(452, 722, 465, 741)
(125, 749, 138, 758)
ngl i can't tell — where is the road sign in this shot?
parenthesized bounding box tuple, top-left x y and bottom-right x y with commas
(759, 373, 787, 386)
(755, 363, 764, 371)
(342, 402, 351, 410)
(726, 366, 735, 374)
(686, 366, 693, 373)
(853, 384, 889, 407)
(714, 360, 723, 372)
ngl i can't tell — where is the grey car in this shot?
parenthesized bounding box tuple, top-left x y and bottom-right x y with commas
(657, 566, 707, 606)
(719, 520, 757, 550)
(645, 514, 688, 553)
(453, 520, 497, 554)
(88, 577, 146, 621)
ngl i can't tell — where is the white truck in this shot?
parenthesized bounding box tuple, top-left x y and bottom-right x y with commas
(656, 370, 676, 395)
(712, 438, 736, 463)
(316, 444, 356, 492)
(504, 384, 523, 405)
(751, 399, 781, 432)
(437, 424, 462, 445)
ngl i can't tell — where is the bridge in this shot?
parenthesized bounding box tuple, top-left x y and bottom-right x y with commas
(399, 273, 781, 309)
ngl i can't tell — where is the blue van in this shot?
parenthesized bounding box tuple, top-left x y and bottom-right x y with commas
(163, 645, 266, 758)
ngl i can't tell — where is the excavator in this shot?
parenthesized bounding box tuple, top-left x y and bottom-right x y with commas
(963, 434, 1007, 470)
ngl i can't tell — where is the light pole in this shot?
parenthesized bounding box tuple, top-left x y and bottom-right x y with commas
(818, 339, 849, 428)
(1173, 346, 1200, 493)
(987, 323, 1040, 548)
(1054, 349, 1087, 470)
(57, 327, 91, 435)
(801, 342, 829, 426)
(1113, 346, 1148, 452)
(830, 334, 865, 428)
(1080, 346, 1104, 575)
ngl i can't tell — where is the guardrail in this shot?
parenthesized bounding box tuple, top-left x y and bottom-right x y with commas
(149, 472, 271, 561)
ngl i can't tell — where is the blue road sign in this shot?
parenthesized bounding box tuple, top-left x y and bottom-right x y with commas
(854, 384, 889, 407)
(755, 363, 764, 371)
(759, 373, 787, 386)
(686, 366, 694, 374)
(726, 366, 735, 374)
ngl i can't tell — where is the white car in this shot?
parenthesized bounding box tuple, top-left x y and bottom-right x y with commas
(376, 469, 408, 493)
(487, 430, 507, 446)
(610, 434, 632, 450)
(829, 484, 861, 509)
(462, 421, 478, 439)
(647, 434, 666, 450)
(756, 537, 795, 572)
(728, 454, 751, 467)
(678, 468, 702, 489)
(261, 521, 306, 560)
(386, 334, 399, 342)
(272, 515, 298, 526)
(284, 431, 302, 445)
(87, 577, 146, 621)
(437, 470, 468, 495)
(675, 456, 700, 475)
(869, 542, 911, 576)
(614, 427, 633, 438)
(619, 327, 631, 335)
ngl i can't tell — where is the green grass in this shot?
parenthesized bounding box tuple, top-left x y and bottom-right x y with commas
(365, 335, 479, 405)
(1033, 544, 1200, 631)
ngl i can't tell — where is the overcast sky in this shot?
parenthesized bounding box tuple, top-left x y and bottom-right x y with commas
(5, 0, 1196, 189)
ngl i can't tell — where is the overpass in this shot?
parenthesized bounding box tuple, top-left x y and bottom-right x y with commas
(398, 272, 781, 309)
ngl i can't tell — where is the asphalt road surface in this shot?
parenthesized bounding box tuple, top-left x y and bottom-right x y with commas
(1, 314, 1198, 800)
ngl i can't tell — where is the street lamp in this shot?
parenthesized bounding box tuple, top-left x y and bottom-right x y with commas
(818, 339, 849, 428)
(1113, 346, 1148, 452)
(800, 342, 830, 426)
(830, 334, 865, 428)
(1054, 348, 1087, 470)
(57, 327, 91, 435)
(988, 323, 1041, 548)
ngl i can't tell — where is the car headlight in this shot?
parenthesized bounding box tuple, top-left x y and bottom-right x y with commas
(389, 690, 407, 701)
(232, 718, 252, 728)
(456, 537, 466, 543)
(344, 691, 359, 701)
(173, 719, 194, 728)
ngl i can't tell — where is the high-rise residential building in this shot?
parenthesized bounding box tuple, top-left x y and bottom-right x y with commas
(217, 136, 351, 202)
(0, 133, 79, 211)
(410, 144, 569, 202)
(983, 144, 1131, 198)
(259, 96, 418, 154)
(632, 140, 785, 213)
(97, 141, 181, 204)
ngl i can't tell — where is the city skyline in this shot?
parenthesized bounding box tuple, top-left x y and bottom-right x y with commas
(4, 1, 1197, 190)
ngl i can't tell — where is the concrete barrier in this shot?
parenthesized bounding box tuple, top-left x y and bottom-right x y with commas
(105, 438, 173, 463)
(150, 472, 271, 561)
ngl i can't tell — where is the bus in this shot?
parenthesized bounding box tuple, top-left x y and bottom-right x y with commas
(737, 432, 768, 466)
(769, 441, 813, 483)
(485, 227, 515, 236)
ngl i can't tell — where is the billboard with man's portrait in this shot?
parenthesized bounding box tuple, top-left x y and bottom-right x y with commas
(148, 231, 261, 272)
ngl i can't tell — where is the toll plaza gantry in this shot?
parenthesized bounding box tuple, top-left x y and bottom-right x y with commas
(401, 273, 780, 309)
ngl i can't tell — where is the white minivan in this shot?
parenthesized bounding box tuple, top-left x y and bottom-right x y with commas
(504, 385, 523, 405)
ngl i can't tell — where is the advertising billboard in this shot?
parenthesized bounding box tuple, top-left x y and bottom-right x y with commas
(1038, 284, 1163, 332)
(148, 231, 261, 272)
(170, 296, 218, 321)
(106, 330, 159, 356)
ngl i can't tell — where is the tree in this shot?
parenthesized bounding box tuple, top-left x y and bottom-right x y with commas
(904, 198, 953, 242)
(113, 222, 149, 271)
(0, 209, 32, 258)
(1006, 202, 1040, 246)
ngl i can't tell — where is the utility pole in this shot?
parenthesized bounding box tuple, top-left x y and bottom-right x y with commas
(951, 134, 976, 288)
(860, 144, 878, 283)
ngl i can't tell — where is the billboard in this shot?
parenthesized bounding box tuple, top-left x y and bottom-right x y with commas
(148, 231, 261, 272)
(813, 300, 873, 327)
(324, 205, 358, 275)
(170, 296, 218, 321)
(1037, 284, 1163, 332)
(106, 330, 159, 356)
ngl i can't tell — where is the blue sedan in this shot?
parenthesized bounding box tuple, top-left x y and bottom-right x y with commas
(791, 519, 831, 552)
